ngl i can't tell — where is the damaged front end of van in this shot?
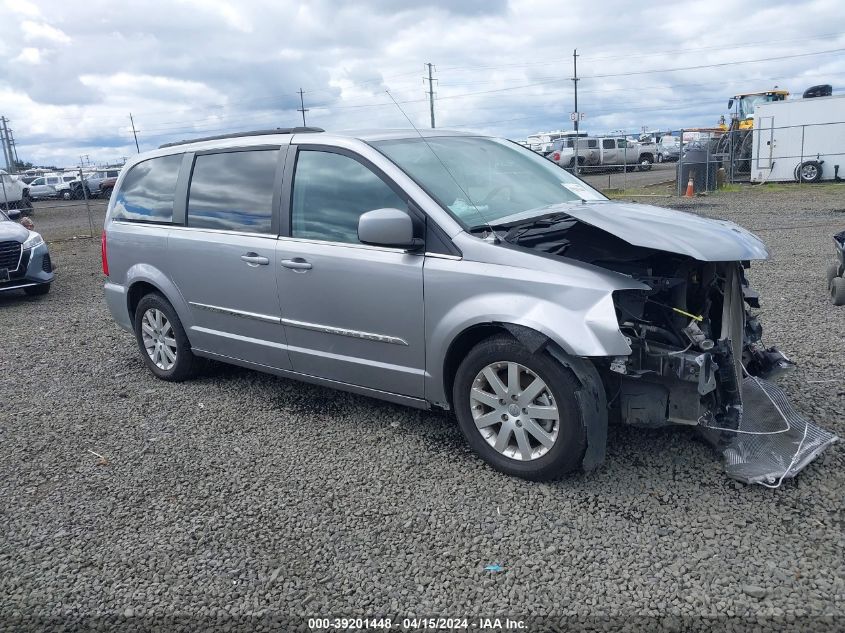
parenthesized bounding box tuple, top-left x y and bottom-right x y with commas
(497, 201, 838, 485)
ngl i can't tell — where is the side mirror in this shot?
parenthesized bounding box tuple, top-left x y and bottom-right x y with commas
(727, 98, 734, 110)
(358, 208, 422, 250)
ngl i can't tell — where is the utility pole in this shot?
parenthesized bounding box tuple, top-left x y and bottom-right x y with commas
(572, 49, 579, 134)
(425, 63, 436, 128)
(297, 88, 309, 127)
(572, 50, 580, 175)
(0, 117, 12, 173)
(8, 129, 19, 165)
(129, 113, 140, 153)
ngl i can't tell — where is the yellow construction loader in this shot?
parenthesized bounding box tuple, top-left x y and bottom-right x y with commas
(716, 89, 789, 176)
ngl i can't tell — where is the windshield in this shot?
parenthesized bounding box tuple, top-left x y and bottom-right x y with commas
(739, 95, 768, 120)
(372, 136, 607, 227)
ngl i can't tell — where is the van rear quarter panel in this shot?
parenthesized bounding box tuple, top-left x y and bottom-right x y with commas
(105, 222, 193, 329)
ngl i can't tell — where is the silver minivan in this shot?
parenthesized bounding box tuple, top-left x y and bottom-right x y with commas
(102, 128, 790, 480)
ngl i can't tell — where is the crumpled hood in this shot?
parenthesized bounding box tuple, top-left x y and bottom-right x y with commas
(0, 221, 30, 243)
(563, 200, 769, 261)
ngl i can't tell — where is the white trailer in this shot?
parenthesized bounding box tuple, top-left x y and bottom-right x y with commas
(751, 94, 845, 183)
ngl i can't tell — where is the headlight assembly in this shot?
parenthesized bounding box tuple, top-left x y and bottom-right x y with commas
(23, 231, 44, 250)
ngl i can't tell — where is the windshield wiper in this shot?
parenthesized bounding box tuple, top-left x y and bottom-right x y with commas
(502, 213, 576, 243)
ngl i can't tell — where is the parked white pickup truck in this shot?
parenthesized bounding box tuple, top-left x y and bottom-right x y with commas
(551, 137, 656, 171)
(0, 171, 33, 219)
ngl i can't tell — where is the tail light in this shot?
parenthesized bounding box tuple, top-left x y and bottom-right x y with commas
(553, 152, 560, 161)
(101, 231, 109, 276)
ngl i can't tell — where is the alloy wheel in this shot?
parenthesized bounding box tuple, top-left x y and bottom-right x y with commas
(800, 164, 818, 181)
(141, 308, 177, 370)
(469, 361, 560, 461)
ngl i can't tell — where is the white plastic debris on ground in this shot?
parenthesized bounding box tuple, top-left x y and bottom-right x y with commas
(700, 377, 838, 487)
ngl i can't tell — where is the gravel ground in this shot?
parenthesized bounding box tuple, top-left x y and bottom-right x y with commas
(1, 186, 843, 632)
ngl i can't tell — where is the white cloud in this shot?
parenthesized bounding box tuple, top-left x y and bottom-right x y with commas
(21, 20, 71, 44)
(0, 0, 841, 167)
(13, 47, 42, 64)
(4, 0, 41, 18)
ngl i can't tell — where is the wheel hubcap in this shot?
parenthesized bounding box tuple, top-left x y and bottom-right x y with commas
(801, 165, 817, 180)
(469, 361, 560, 461)
(141, 308, 177, 370)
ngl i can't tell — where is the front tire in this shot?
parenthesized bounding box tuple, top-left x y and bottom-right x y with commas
(832, 277, 845, 306)
(60, 190, 72, 200)
(638, 156, 653, 171)
(452, 335, 586, 480)
(133, 293, 201, 381)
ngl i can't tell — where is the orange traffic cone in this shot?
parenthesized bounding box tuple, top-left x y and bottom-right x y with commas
(684, 174, 694, 198)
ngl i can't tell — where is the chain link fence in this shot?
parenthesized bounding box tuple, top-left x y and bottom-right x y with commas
(676, 119, 845, 194)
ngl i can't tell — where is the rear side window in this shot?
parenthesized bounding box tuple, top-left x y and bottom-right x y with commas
(113, 154, 182, 222)
(291, 150, 405, 244)
(587, 140, 598, 148)
(187, 150, 278, 234)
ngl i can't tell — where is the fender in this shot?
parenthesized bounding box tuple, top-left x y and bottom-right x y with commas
(124, 263, 194, 330)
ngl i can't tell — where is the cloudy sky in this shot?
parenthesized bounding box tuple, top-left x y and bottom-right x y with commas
(1, 0, 843, 167)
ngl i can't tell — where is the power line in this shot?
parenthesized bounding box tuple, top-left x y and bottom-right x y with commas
(434, 31, 845, 73)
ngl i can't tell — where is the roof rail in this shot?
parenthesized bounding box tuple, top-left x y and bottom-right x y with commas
(158, 127, 324, 149)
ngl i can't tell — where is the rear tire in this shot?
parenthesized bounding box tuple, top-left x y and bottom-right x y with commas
(637, 156, 653, 172)
(60, 190, 72, 200)
(832, 277, 845, 306)
(24, 283, 50, 296)
(133, 293, 201, 381)
(452, 335, 586, 481)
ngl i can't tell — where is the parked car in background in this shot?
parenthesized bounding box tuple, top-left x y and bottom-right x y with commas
(0, 209, 54, 296)
(552, 137, 654, 172)
(102, 127, 791, 481)
(657, 135, 681, 162)
(549, 137, 599, 169)
(27, 174, 75, 200)
(0, 171, 33, 218)
(85, 168, 122, 196)
(99, 176, 118, 199)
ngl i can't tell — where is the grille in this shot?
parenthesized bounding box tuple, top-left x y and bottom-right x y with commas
(0, 241, 22, 271)
(42, 253, 52, 273)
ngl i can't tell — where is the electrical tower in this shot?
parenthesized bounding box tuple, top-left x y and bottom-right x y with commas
(424, 63, 437, 129)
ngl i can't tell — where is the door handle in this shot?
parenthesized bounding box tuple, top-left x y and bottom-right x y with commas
(281, 258, 312, 271)
(241, 253, 270, 266)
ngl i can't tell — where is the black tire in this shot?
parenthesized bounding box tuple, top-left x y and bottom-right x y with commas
(826, 262, 840, 289)
(637, 155, 653, 172)
(133, 293, 201, 381)
(832, 277, 845, 306)
(452, 334, 587, 481)
(60, 189, 72, 200)
(20, 191, 33, 216)
(101, 187, 112, 200)
(23, 283, 50, 296)
(797, 160, 823, 183)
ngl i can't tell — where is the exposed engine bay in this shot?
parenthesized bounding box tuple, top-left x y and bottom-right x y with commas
(496, 210, 837, 484)
(501, 213, 791, 430)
